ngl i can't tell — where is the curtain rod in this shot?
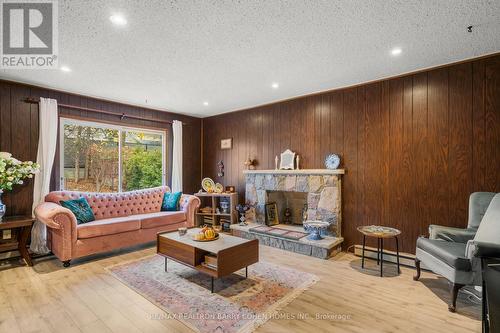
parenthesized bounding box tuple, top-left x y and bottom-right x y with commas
(24, 97, 186, 125)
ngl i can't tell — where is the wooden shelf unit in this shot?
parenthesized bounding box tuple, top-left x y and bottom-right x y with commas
(194, 192, 238, 227)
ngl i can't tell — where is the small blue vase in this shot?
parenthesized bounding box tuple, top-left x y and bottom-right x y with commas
(0, 191, 5, 221)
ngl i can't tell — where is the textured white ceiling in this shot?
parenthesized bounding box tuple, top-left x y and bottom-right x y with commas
(1, 0, 500, 117)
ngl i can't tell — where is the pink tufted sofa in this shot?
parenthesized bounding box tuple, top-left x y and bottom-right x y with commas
(34, 186, 200, 267)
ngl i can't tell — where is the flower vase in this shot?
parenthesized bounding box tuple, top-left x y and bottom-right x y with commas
(0, 190, 5, 221)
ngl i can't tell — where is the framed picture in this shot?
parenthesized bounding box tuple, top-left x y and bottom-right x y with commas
(221, 138, 232, 149)
(265, 202, 279, 226)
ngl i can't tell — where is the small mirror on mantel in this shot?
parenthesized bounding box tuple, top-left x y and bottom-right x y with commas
(279, 149, 296, 170)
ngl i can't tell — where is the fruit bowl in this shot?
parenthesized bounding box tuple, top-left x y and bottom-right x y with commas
(192, 233, 219, 242)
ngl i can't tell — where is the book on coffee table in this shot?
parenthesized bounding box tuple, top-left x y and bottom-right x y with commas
(204, 254, 217, 266)
(201, 262, 217, 270)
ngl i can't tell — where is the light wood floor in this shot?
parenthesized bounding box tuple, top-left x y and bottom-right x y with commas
(0, 245, 481, 333)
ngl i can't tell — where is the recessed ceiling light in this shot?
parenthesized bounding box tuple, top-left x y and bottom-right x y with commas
(271, 82, 279, 89)
(203, 101, 209, 106)
(109, 14, 127, 26)
(391, 47, 402, 56)
(60, 66, 71, 72)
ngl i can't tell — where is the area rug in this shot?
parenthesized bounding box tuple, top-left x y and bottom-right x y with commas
(249, 225, 308, 240)
(106, 255, 318, 333)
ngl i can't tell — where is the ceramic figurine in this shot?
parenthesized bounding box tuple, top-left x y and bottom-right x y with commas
(296, 155, 300, 169)
(244, 157, 255, 170)
(217, 160, 224, 177)
(275, 155, 279, 169)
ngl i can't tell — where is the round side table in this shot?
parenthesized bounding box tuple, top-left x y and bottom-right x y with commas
(357, 225, 401, 277)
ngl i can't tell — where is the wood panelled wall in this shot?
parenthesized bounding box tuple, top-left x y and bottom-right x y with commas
(0, 80, 201, 217)
(203, 54, 500, 254)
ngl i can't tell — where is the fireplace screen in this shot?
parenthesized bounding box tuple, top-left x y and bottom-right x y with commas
(266, 191, 307, 225)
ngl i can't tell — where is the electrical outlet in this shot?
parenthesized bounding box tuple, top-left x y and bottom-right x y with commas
(2, 229, 11, 240)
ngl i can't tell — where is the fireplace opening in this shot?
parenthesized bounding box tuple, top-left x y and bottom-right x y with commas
(266, 191, 307, 225)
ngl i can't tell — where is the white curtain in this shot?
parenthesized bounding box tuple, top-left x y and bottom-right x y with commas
(30, 98, 58, 254)
(171, 120, 183, 192)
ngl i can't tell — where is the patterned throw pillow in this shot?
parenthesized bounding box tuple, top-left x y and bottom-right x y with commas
(60, 197, 96, 225)
(161, 192, 182, 211)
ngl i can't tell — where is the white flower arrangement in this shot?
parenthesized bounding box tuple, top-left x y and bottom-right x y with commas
(0, 152, 40, 192)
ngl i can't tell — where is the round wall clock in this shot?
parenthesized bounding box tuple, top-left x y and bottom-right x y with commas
(325, 154, 340, 170)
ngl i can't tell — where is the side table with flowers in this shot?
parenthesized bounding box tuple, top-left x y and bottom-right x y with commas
(0, 152, 40, 220)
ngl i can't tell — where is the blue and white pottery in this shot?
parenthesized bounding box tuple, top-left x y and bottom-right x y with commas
(304, 221, 330, 240)
(0, 190, 5, 221)
(325, 154, 340, 169)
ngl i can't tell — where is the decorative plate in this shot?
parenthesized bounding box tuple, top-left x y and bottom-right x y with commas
(325, 154, 340, 170)
(215, 183, 224, 193)
(201, 177, 215, 192)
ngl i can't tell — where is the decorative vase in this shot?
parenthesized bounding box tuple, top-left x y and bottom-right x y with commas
(0, 190, 5, 221)
(220, 201, 229, 214)
(236, 204, 249, 225)
(304, 221, 329, 241)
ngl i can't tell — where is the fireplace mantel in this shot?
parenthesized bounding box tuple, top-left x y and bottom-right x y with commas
(243, 169, 345, 175)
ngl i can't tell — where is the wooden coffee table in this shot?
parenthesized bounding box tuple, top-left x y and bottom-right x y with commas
(157, 228, 259, 292)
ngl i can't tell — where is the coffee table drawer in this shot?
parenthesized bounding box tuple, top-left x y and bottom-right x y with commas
(158, 238, 196, 266)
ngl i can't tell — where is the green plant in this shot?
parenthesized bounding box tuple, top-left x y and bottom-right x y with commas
(123, 148, 162, 191)
(0, 152, 39, 191)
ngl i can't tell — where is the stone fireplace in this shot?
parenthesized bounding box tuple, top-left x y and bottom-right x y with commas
(244, 169, 343, 238)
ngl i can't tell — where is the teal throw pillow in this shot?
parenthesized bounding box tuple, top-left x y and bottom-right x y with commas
(60, 197, 96, 225)
(161, 192, 182, 211)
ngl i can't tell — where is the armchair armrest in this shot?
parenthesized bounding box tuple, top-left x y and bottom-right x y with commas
(34, 202, 78, 261)
(429, 224, 476, 243)
(179, 194, 201, 227)
(466, 239, 484, 286)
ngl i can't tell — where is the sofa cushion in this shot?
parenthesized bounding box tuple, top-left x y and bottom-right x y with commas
(416, 237, 471, 271)
(161, 191, 182, 211)
(60, 197, 95, 225)
(140, 211, 186, 229)
(77, 216, 141, 239)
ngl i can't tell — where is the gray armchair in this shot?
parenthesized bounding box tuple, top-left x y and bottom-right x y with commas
(414, 192, 497, 312)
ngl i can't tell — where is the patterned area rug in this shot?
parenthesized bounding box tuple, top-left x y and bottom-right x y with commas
(249, 225, 308, 240)
(107, 255, 317, 333)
